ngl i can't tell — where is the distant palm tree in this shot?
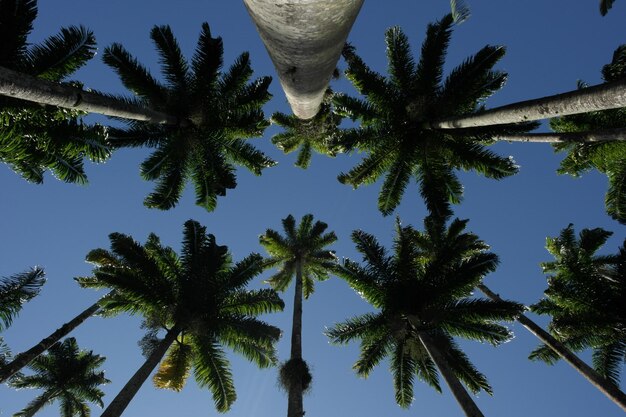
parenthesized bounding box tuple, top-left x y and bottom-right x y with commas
(326, 216, 522, 417)
(103, 23, 274, 211)
(259, 214, 337, 417)
(271, 90, 343, 168)
(78, 220, 284, 417)
(531, 225, 626, 386)
(0, 0, 109, 184)
(9, 337, 109, 417)
(549, 44, 626, 224)
(0, 267, 45, 331)
(334, 14, 537, 216)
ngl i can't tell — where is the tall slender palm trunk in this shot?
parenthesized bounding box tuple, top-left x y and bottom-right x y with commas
(0, 66, 176, 124)
(493, 128, 626, 143)
(0, 298, 102, 383)
(477, 284, 626, 412)
(431, 78, 626, 129)
(287, 261, 304, 417)
(100, 326, 179, 417)
(418, 332, 485, 417)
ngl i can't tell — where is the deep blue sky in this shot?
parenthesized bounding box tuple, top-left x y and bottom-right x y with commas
(1, 1, 625, 417)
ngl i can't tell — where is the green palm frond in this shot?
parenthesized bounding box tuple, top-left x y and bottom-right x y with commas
(104, 23, 272, 211)
(192, 335, 236, 412)
(600, 0, 616, 15)
(336, 14, 534, 216)
(392, 342, 416, 408)
(0, 266, 45, 330)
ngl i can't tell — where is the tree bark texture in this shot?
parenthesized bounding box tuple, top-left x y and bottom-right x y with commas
(100, 327, 180, 417)
(0, 66, 177, 124)
(493, 128, 626, 143)
(477, 284, 626, 412)
(418, 332, 485, 417)
(243, 0, 364, 120)
(431, 78, 626, 129)
(287, 261, 304, 417)
(0, 300, 101, 383)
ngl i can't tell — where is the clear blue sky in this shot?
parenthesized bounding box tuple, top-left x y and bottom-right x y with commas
(1, 1, 625, 416)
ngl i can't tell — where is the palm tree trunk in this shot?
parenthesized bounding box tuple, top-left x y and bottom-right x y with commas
(0, 66, 177, 124)
(287, 261, 304, 417)
(477, 284, 626, 412)
(0, 298, 102, 383)
(100, 326, 179, 417)
(431, 78, 626, 129)
(418, 332, 485, 417)
(493, 128, 626, 143)
(243, 0, 364, 119)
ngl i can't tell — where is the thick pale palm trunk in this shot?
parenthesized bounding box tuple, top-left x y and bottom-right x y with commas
(243, 0, 364, 119)
(418, 332, 485, 417)
(287, 261, 304, 417)
(492, 128, 626, 143)
(0, 298, 102, 383)
(0, 66, 176, 124)
(477, 284, 626, 412)
(100, 326, 179, 417)
(431, 78, 626, 129)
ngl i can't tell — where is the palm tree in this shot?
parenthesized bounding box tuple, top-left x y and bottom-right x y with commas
(259, 214, 337, 417)
(334, 14, 538, 216)
(477, 283, 626, 411)
(77, 219, 284, 417)
(9, 337, 109, 417)
(326, 216, 522, 417)
(0, 0, 110, 184)
(270, 89, 343, 169)
(0, 267, 45, 332)
(531, 225, 626, 386)
(549, 44, 626, 224)
(102, 23, 274, 211)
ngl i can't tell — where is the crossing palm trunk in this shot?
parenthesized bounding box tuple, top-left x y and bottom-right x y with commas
(243, 0, 364, 119)
(430, 78, 626, 129)
(492, 128, 626, 143)
(100, 326, 180, 417)
(418, 331, 485, 417)
(0, 298, 102, 383)
(287, 260, 305, 417)
(477, 284, 626, 412)
(0, 66, 176, 124)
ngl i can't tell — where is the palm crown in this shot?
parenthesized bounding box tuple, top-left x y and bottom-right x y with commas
(550, 44, 626, 224)
(0, 0, 109, 184)
(9, 337, 109, 417)
(334, 14, 537, 216)
(326, 216, 523, 408)
(260, 214, 338, 297)
(531, 224, 625, 385)
(270, 90, 343, 169)
(104, 23, 275, 211)
(78, 220, 284, 411)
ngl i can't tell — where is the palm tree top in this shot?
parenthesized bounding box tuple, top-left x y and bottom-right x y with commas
(334, 14, 537, 216)
(259, 214, 338, 298)
(531, 224, 625, 385)
(78, 219, 284, 411)
(104, 23, 275, 212)
(327, 216, 523, 407)
(9, 337, 109, 417)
